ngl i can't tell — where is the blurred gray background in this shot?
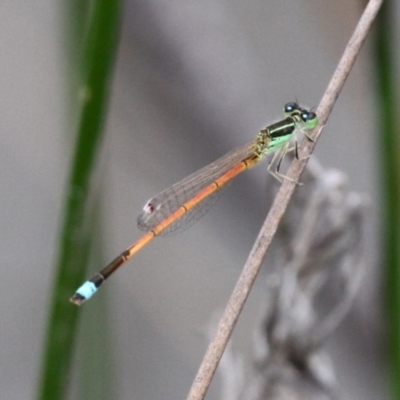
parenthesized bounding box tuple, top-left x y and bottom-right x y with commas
(0, 1, 394, 399)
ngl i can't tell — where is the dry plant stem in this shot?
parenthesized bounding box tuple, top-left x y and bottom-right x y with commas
(186, 1, 383, 399)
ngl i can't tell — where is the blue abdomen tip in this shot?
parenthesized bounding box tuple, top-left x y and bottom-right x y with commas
(76, 281, 97, 300)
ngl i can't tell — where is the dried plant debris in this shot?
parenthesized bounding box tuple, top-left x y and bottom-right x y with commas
(219, 159, 367, 400)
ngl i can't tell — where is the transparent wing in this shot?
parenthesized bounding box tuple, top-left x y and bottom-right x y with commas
(137, 139, 257, 235)
(157, 183, 229, 236)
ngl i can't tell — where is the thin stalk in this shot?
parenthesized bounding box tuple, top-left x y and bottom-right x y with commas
(36, 1, 121, 399)
(374, 1, 400, 399)
(186, 1, 384, 398)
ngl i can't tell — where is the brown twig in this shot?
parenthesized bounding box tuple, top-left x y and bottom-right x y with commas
(186, 1, 384, 399)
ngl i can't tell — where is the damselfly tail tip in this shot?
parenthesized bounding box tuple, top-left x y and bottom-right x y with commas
(70, 293, 86, 306)
(70, 281, 98, 306)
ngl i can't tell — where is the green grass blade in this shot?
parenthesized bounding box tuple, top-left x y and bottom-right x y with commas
(374, 1, 400, 399)
(37, 1, 121, 399)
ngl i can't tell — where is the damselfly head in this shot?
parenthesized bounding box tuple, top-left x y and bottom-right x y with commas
(283, 102, 300, 116)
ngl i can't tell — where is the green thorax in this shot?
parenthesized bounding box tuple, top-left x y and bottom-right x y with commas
(254, 116, 296, 157)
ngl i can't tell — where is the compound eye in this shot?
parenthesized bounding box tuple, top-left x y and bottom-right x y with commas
(301, 111, 309, 122)
(303, 110, 318, 129)
(307, 111, 317, 121)
(284, 102, 299, 114)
